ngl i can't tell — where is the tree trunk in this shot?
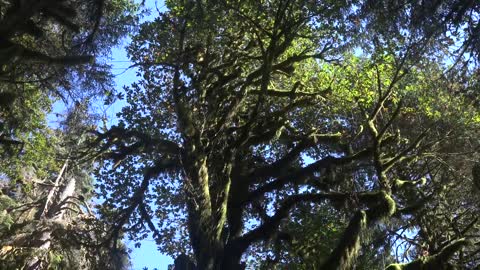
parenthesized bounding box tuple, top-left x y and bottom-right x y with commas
(26, 177, 76, 269)
(182, 150, 243, 270)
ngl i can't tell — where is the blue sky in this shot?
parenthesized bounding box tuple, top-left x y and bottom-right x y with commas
(110, 46, 174, 270)
(108, 1, 174, 269)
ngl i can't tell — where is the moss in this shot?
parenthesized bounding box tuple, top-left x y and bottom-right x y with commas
(382, 192, 396, 216)
(385, 239, 469, 270)
(385, 259, 424, 270)
(364, 191, 396, 222)
(321, 211, 367, 270)
(321, 191, 397, 269)
(385, 264, 403, 270)
(48, 250, 64, 268)
(394, 177, 427, 189)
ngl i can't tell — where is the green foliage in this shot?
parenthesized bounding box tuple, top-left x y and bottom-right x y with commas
(1, 0, 479, 269)
(0, 195, 15, 231)
(0, 1, 140, 269)
(92, 0, 480, 269)
(265, 204, 347, 269)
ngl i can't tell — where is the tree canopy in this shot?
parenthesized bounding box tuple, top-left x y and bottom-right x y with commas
(2, 0, 480, 269)
(0, 0, 138, 268)
(92, 0, 480, 269)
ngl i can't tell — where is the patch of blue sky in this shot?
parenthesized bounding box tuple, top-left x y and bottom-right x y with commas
(108, 1, 176, 269)
(391, 226, 419, 263)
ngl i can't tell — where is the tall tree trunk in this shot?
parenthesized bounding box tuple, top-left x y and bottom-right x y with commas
(26, 177, 76, 269)
(183, 151, 241, 270)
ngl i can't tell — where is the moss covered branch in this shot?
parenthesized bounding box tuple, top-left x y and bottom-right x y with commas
(386, 238, 469, 270)
(321, 191, 396, 270)
(320, 211, 367, 270)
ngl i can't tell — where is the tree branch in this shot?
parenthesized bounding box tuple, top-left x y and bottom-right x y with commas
(245, 148, 372, 204)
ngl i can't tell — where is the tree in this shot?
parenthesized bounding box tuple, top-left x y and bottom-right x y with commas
(0, 0, 140, 268)
(0, 0, 139, 156)
(91, 0, 480, 269)
(0, 100, 133, 269)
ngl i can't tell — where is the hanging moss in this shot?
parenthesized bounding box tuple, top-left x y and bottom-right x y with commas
(381, 191, 396, 216)
(364, 191, 396, 222)
(320, 211, 367, 270)
(319, 191, 397, 270)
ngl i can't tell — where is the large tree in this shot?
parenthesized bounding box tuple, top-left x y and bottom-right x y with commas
(93, 0, 480, 269)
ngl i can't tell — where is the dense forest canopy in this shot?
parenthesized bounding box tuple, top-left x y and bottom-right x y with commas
(1, 0, 480, 269)
(0, 0, 138, 268)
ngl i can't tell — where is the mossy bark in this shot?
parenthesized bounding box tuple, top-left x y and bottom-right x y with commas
(321, 192, 396, 270)
(320, 211, 367, 270)
(385, 238, 468, 270)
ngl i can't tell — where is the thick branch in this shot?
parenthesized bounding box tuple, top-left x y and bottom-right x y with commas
(231, 193, 346, 253)
(385, 238, 469, 270)
(91, 126, 181, 165)
(250, 132, 342, 180)
(322, 191, 396, 270)
(246, 148, 371, 203)
(321, 211, 367, 270)
(108, 159, 177, 244)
